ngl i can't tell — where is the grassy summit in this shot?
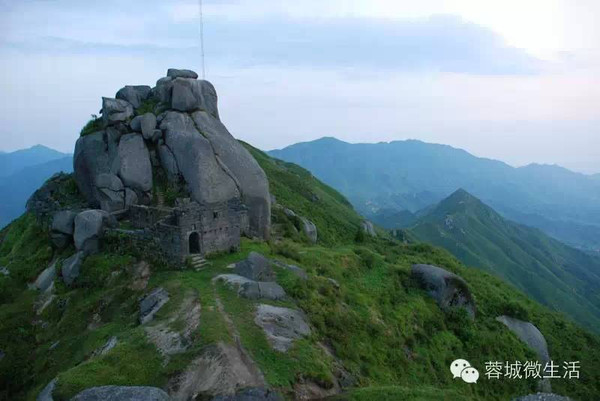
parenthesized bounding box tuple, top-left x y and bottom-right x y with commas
(0, 145, 598, 400)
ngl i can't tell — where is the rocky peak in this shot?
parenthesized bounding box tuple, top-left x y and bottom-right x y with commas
(73, 68, 270, 239)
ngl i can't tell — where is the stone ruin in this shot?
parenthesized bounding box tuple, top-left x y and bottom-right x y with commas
(72, 68, 271, 261)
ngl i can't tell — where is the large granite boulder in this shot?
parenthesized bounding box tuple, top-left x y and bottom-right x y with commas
(62, 251, 84, 286)
(192, 111, 271, 238)
(300, 217, 318, 244)
(70, 386, 170, 401)
(130, 113, 157, 140)
(211, 388, 283, 401)
(167, 68, 199, 79)
(215, 274, 286, 301)
(361, 220, 376, 237)
(102, 97, 134, 126)
(118, 133, 152, 193)
(95, 173, 125, 212)
(171, 78, 219, 118)
(496, 316, 550, 362)
(74, 131, 121, 210)
(160, 111, 239, 204)
(34, 261, 57, 292)
(74, 209, 111, 254)
(116, 85, 152, 109)
(254, 304, 311, 352)
(234, 252, 274, 281)
(52, 211, 77, 235)
(411, 264, 476, 318)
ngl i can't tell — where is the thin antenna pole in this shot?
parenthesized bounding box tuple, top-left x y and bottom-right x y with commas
(199, 0, 206, 79)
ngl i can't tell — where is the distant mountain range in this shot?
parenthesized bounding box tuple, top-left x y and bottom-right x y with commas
(270, 137, 600, 252)
(0, 145, 73, 227)
(407, 189, 600, 332)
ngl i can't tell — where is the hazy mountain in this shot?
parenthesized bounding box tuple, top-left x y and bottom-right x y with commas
(0, 145, 68, 177)
(409, 188, 600, 332)
(0, 154, 73, 228)
(270, 137, 600, 251)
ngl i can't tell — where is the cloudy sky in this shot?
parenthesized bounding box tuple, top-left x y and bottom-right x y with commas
(1, 0, 599, 173)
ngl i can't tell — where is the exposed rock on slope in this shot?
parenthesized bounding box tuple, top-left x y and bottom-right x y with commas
(411, 264, 476, 318)
(73, 69, 270, 238)
(70, 386, 170, 401)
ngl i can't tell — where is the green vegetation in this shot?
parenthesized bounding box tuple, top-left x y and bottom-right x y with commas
(79, 115, 102, 137)
(136, 98, 159, 115)
(0, 148, 599, 401)
(409, 189, 600, 333)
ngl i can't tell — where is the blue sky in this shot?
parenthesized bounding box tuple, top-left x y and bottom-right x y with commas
(1, 0, 599, 173)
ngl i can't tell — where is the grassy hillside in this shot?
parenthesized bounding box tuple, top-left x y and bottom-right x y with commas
(0, 150, 599, 401)
(409, 189, 600, 333)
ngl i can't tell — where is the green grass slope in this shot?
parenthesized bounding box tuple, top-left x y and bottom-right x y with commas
(0, 151, 598, 401)
(409, 189, 600, 333)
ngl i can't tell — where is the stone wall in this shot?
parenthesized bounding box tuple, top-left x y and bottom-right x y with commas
(129, 205, 172, 229)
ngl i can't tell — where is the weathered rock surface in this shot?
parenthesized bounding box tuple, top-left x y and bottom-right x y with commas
(255, 304, 311, 352)
(171, 79, 219, 118)
(234, 252, 275, 281)
(52, 210, 77, 235)
(512, 394, 573, 401)
(74, 210, 110, 253)
(116, 85, 152, 109)
(0, 266, 8, 276)
(140, 287, 170, 324)
(95, 173, 125, 211)
(496, 316, 550, 362)
(215, 274, 286, 301)
(37, 378, 57, 401)
(168, 68, 199, 79)
(300, 217, 318, 243)
(92, 336, 118, 357)
(118, 133, 153, 193)
(168, 342, 265, 401)
(70, 386, 170, 401)
(192, 111, 271, 238)
(34, 261, 57, 292)
(272, 260, 308, 280)
(160, 111, 239, 204)
(130, 112, 157, 140)
(361, 220, 376, 237)
(411, 264, 476, 318)
(62, 251, 84, 286)
(102, 97, 134, 126)
(211, 388, 284, 401)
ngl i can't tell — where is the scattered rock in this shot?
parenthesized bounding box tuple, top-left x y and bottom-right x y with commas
(37, 378, 57, 401)
(411, 264, 476, 318)
(211, 388, 284, 401)
(234, 252, 275, 281)
(0, 266, 8, 276)
(49, 341, 60, 350)
(254, 304, 311, 352)
(139, 287, 170, 324)
(283, 208, 296, 218)
(327, 278, 340, 289)
(512, 394, 573, 401)
(167, 68, 199, 79)
(52, 210, 77, 235)
(300, 217, 318, 243)
(168, 342, 265, 401)
(70, 386, 170, 401)
(118, 133, 153, 193)
(272, 260, 308, 280)
(215, 274, 286, 301)
(116, 85, 152, 109)
(102, 97, 134, 126)
(74, 209, 110, 254)
(62, 252, 85, 286)
(34, 261, 57, 292)
(92, 336, 118, 357)
(361, 220, 376, 237)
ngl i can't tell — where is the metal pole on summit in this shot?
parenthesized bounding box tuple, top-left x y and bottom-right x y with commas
(199, 0, 206, 79)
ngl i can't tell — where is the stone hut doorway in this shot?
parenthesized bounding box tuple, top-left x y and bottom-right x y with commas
(189, 232, 201, 254)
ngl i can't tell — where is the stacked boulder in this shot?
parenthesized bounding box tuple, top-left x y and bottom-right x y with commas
(74, 68, 271, 239)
